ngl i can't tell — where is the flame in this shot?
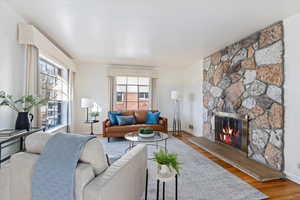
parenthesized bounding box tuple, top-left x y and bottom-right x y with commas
(221, 126, 240, 144)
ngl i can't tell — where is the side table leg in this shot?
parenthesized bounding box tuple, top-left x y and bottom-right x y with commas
(163, 182, 165, 200)
(175, 174, 178, 200)
(157, 179, 160, 200)
(145, 169, 148, 200)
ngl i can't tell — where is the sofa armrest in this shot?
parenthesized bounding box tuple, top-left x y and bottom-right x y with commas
(102, 119, 111, 136)
(83, 144, 147, 200)
(0, 165, 10, 200)
(159, 117, 168, 133)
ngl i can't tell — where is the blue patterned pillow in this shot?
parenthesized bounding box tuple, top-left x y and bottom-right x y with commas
(116, 115, 136, 126)
(145, 112, 160, 124)
(108, 111, 122, 125)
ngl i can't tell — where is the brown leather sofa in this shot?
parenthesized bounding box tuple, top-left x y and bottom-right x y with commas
(103, 110, 168, 142)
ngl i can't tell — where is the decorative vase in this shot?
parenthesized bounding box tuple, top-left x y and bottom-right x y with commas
(157, 164, 176, 181)
(15, 112, 34, 131)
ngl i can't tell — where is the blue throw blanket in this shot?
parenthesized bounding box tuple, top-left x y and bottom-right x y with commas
(32, 133, 95, 200)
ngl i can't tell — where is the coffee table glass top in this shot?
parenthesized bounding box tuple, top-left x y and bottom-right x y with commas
(125, 131, 168, 142)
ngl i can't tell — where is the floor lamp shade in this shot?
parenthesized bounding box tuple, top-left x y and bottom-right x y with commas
(171, 90, 179, 100)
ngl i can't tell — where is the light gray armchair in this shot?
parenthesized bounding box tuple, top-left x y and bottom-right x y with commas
(0, 133, 147, 200)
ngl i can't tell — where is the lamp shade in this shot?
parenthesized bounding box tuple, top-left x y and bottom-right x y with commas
(171, 90, 179, 100)
(81, 98, 92, 108)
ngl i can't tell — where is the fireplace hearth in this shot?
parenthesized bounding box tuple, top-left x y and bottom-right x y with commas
(215, 112, 249, 153)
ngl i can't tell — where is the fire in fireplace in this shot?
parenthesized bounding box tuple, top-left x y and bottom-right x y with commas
(215, 112, 248, 153)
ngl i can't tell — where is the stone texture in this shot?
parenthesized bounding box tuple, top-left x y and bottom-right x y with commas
(248, 47, 255, 58)
(254, 113, 270, 129)
(256, 64, 283, 86)
(267, 85, 282, 103)
(242, 97, 256, 109)
(218, 77, 231, 89)
(213, 64, 225, 85)
(247, 80, 267, 96)
(241, 58, 256, 69)
(255, 95, 273, 109)
(265, 144, 282, 170)
(210, 86, 223, 98)
(211, 52, 221, 65)
(225, 81, 244, 103)
(243, 70, 256, 84)
(255, 41, 283, 66)
(249, 106, 264, 119)
(269, 103, 283, 129)
(232, 48, 247, 66)
(203, 95, 209, 109)
(230, 73, 242, 83)
(241, 33, 259, 48)
(269, 129, 283, 149)
(208, 97, 216, 110)
(251, 129, 270, 152)
(203, 57, 211, 71)
(259, 23, 283, 48)
(251, 153, 267, 165)
(203, 123, 211, 138)
(216, 98, 225, 111)
(227, 43, 241, 59)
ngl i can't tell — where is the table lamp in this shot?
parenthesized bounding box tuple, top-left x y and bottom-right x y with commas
(81, 98, 92, 122)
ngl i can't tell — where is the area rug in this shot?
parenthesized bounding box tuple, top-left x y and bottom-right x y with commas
(100, 136, 268, 200)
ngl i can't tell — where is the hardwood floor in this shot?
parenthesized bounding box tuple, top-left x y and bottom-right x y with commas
(175, 132, 300, 200)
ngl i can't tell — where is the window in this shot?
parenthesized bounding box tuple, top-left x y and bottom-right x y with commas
(115, 76, 151, 110)
(38, 58, 69, 130)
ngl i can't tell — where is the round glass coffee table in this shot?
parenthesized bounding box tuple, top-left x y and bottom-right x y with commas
(125, 131, 169, 154)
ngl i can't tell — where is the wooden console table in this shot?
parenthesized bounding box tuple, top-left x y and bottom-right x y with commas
(0, 128, 42, 168)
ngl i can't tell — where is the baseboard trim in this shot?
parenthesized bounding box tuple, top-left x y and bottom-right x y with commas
(285, 171, 300, 184)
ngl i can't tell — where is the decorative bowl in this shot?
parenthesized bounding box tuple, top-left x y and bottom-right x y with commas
(138, 132, 155, 138)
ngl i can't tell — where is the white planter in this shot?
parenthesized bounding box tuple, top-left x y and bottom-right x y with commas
(157, 164, 176, 182)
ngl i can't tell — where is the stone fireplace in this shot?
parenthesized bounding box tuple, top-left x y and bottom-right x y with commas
(203, 22, 285, 171)
(215, 112, 248, 153)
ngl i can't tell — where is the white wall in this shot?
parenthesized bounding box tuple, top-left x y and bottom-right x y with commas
(283, 13, 300, 183)
(182, 60, 203, 136)
(0, 1, 26, 128)
(0, 1, 26, 157)
(74, 63, 185, 133)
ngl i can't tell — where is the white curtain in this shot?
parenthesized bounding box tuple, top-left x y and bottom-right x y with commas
(151, 78, 159, 110)
(25, 45, 39, 127)
(108, 76, 115, 111)
(67, 71, 75, 132)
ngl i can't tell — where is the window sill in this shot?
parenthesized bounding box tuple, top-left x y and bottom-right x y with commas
(45, 125, 67, 133)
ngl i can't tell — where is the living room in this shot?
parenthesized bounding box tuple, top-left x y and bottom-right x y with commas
(1, 0, 300, 199)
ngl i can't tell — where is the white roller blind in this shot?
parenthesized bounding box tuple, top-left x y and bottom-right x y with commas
(107, 65, 159, 78)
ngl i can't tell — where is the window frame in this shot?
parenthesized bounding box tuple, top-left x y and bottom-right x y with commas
(38, 57, 69, 130)
(114, 76, 152, 110)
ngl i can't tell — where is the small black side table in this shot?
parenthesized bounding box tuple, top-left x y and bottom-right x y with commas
(83, 120, 99, 135)
(156, 175, 178, 200)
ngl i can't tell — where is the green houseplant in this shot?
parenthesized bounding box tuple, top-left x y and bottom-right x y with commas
(90, 111, 100, 121)
(0, 91, 48, 130)
(153, 149, 181, 180)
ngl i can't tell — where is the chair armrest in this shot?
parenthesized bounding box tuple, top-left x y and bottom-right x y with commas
(83, 144, 147, 200)
(0, 165, 10, 200)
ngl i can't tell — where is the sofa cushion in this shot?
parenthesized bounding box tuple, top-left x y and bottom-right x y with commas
(134, 111, 148, 124)
(116, 115, 136, 126)
(145, 112, 160, 124)
(108, 111, 122, 125)
(25, 132, 108, 175)
(121, 111, 134, 116)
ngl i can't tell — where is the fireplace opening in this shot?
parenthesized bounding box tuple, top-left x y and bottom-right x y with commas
(215, 112, 248, 153)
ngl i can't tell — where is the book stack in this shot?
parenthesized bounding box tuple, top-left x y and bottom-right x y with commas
(0, 129, 26, 139)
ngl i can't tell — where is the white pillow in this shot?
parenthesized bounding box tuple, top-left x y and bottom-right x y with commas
(25, 132, 108, 175)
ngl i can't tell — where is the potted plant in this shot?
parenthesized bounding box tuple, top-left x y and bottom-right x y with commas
(153, 149, 181, 181)
(0, 91, 48, 130)
(90, 111, 100, 121)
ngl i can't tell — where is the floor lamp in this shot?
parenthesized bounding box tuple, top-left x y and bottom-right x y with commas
(171, 91, 182, 136)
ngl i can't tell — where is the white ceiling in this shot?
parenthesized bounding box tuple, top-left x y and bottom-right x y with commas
(6, 0, 300, 68)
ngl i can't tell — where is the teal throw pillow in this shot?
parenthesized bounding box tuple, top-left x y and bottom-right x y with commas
(108, 111, 122, 125)
(116, 115, 136, 126)
(145, 112, 160, 124)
